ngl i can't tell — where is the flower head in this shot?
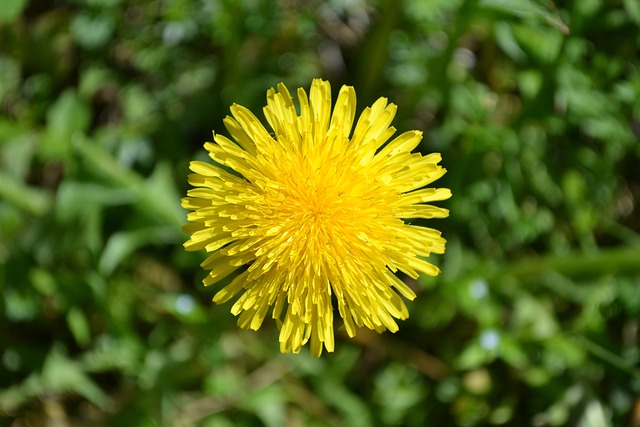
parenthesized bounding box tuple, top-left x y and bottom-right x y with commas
(182, 79, 451, 356)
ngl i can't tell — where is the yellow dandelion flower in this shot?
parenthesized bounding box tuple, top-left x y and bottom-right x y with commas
(182, 79, 451, 357)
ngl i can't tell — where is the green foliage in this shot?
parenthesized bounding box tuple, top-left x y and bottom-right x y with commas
(1, 0, 639, 425)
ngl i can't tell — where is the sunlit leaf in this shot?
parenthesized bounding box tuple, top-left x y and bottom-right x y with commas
(0, 0, 27, 23)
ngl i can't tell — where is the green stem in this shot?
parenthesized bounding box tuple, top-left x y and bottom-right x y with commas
(489, 247, 640, 281)
(570, 333, 640, 379)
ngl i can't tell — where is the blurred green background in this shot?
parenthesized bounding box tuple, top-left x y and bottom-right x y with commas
(1, 0, 639, 426)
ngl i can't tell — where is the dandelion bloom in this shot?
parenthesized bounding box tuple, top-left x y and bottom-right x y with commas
(182, 79, 451, 357)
